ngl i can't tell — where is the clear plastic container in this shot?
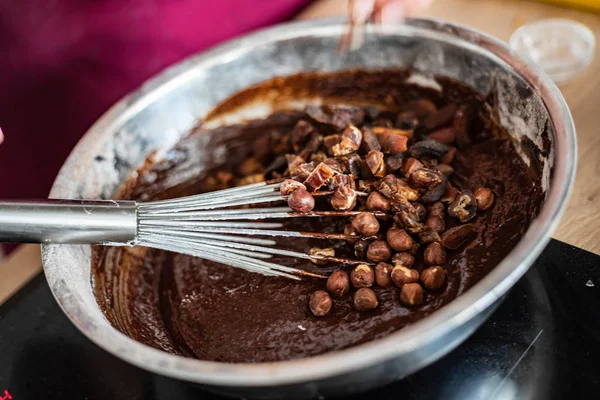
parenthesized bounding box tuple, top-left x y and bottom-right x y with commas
(509, 18, 595, 85)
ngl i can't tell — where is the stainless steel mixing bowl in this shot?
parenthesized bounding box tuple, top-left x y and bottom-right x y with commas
(41, 18, 576, 399)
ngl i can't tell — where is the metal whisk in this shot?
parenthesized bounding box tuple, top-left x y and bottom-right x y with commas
(0, 181, 377, 280)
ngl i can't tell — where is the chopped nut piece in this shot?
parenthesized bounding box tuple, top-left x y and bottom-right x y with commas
(413, 202, 427, 221)
(280, 179, 306, 196)
(332, 124, 363, 156)
(291, 120, 316, 151)
(427, 127, 456, 144)
(392, 252, 415, 268)
(423, 242, 446, 266)
(425, 215, 446, 234)
(423, 103, 457, 131)
(385, 153, 404, 172)
(416, 226, 441, 244)
(287, 188, 315, 212)
(474, 188, 495, 210)
(306, 105, 366, 130)
(331, 186, 358, 211)
(366, 191, 391, 212)
(324, 134, 342, 156)
(377, 175, 419, 202)
(402, 158, 424, 178)
(340, 154, 362, 178)
(303, 131, 324, 155)
(366, 240, 392, 262)
(326, 270, 350, 297)
(309, 290, 332, 317)
(309, 247, 335, 266)
(351, 264, 375, 288)
(295, 162, 317, 181)
(409, 140, 449, 159)
(354, 288, 378, 311)
(421, 266, 446, 290)
(448, 190, 477, 222)
(358, 180, 378, 193)
(352, 212, 380, 236)
(286, 154, 306, 177)
(441, 183, 459, 205)
(365, 150, 386, 177)
(360, 127, 381, 153)
(386, 228, 413, 251)
(391, 265, 419, 287)
(238, 157, 264, 176)
(409, 168, 444, 189)
(328, 174, 355, 190)
(375, 262, 393, 287)
(400, 283, 424, 306)
(310, 151, 328, 163)
(420, 176, 449, 204)
(239, 173, 265, 186)
(440, 224, 477, 250)
(322, 158, 346, 174)
(372, 126, 414, 141)
(304, 162, 337, 192)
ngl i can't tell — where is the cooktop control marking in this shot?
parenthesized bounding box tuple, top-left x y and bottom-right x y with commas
(1, 390, 12, 400)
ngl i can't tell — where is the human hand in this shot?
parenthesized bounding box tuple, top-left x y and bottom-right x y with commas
(0, 127, 4, 145)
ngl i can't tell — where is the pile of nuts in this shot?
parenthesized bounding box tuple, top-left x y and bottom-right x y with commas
(222, 101, 496, 316)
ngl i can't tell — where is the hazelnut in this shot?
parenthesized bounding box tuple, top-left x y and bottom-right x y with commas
(428, 202, 445, 217)
(287, 188, 315, 212)
(309, 290, 332, 317)
(386, 228, 413, 251)
(351, 264, 375, 288)
(413, 202, 427, 221)
(425, 215, 446, 234)
(400, 283, 424, 306)
(326, 270, 351, 297)
(331, 186, 358, 211)
(448, 190, 477, 222)
(280, 179, 306, 196)
(375, 262, 393, 287)
(423, 242, 446, 266)
(474, 187, 495, 210)
(392, 252, 415, 268)
(391, 265, 419, 287)
(352, 212, 380, 236)
(421, 266, 446, 290)
(409, 168, 443, 189)
(366, 240, 392, 262)
(309, 247, 335, 266)
(354, 237, 375, 259)
(366, 191, 391, 212)
(353, 288, 379, 311)
(409, 242, 420, 255)
(343, 224, 359, 237)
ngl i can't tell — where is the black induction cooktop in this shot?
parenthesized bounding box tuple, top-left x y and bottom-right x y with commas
(1, 239, 599, 400)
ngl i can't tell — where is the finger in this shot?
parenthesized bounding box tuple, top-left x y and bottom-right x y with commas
(350, 0, 376, 24)
(378, 0, 406, 23)
(0, 127, 4, 145)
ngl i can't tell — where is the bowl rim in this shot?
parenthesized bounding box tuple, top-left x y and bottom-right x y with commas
(42, 17, 577, 386)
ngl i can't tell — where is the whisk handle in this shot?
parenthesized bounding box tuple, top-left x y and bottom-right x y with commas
(0, 199, 138, 244)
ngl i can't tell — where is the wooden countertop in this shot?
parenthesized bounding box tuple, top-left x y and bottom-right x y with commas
(1, 0, 599, 304)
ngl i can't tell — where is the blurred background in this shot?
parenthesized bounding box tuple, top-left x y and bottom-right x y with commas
(1, 0, 599, 303)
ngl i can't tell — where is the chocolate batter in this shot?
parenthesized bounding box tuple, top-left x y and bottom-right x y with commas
(92, 70, 544, 362)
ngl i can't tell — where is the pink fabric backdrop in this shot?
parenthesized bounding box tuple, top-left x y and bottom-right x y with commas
(0, 0, 310, 200)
